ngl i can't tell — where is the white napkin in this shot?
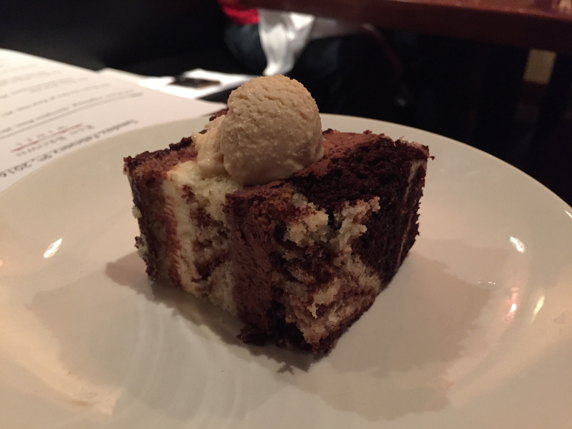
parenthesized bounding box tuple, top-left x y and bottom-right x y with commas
(259, 10, 315, 76)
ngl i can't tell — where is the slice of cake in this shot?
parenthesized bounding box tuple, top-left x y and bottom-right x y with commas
(124, 76, 430, 353)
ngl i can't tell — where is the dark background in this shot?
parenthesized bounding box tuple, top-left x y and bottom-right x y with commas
(0, 0, 247, 73)
(2, 0, 570, 205)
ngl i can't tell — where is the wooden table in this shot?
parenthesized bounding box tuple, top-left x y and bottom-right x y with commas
(240, 0, 572, 54)
(240, 0, 572, 163)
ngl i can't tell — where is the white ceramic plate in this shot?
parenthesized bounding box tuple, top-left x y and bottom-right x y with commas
(1, 114, 572, 429)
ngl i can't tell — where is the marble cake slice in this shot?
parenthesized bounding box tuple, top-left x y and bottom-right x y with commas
(124, 128, 430, 353)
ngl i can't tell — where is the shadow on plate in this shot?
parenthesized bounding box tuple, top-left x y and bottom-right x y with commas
(105, 252, 318, 372)
(24, 239, 507, 424)
(103, 239, 507, 422)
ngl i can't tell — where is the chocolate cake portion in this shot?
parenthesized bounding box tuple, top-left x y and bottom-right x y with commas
(123, 137, 197, 281)
(293, 129, 429, 282)
(224, 130, 430, 352)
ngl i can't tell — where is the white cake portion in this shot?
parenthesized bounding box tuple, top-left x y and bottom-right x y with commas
(162, 159, 240, 314)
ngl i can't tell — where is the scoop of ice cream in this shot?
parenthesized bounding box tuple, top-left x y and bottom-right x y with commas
(216, 75, 323, 185)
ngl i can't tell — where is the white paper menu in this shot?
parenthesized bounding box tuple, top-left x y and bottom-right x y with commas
(0, 49, 226, 193)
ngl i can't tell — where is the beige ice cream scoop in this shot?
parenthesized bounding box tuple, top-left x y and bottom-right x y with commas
(194, 75, 324, 185)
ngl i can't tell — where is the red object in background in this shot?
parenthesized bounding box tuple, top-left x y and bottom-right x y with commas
(218, 0, 259, 25)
